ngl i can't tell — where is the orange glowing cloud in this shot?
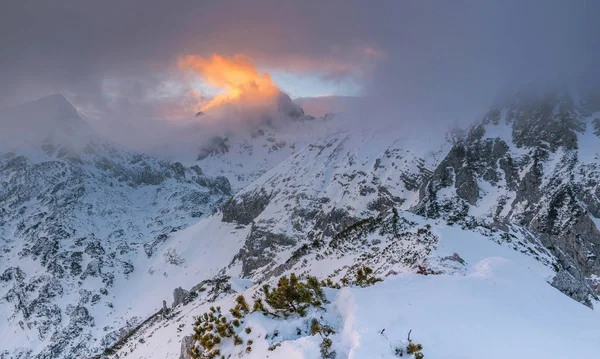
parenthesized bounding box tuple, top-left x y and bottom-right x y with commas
(178, 54, 279, 112)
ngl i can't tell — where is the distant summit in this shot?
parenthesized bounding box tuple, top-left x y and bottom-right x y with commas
(0, 93, 97, 154)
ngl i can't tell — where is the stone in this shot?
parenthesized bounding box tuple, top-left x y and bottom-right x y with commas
(179, 335, 194, 359)
(162, 300, 168, 317)
(551, 270, 594, 308)
(172, 287, 191, 308)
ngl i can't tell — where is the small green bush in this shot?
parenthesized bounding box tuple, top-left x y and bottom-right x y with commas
(260, 273, 327, 317)
(320, 337, 336, 359)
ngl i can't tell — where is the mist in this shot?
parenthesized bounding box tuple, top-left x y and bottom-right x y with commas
(1, 0, 598, 152)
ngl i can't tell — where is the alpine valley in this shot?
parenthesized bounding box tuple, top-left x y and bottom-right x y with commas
(2, 89, 600, 359)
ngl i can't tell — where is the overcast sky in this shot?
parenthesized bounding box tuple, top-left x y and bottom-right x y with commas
(1, 0, 599, 148)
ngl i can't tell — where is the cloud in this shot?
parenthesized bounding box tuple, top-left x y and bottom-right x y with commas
(178, 54, 279, 113)
(1, 0, 599, 151)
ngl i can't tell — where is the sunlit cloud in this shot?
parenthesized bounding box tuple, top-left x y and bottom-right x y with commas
(178, 54, 280, 113)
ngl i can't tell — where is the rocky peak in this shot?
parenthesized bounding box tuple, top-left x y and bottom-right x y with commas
(415, 88, 600, 303)
(0, 93, 97, 153)
(485, 89, 585, 151)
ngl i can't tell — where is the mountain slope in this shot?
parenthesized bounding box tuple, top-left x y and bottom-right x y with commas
(110, 210, 600, 359)
(0, 95, 232, 359)
(415, 90, 600, 303)
(3, 89, 600, 359)
(101, 89, 600, 359)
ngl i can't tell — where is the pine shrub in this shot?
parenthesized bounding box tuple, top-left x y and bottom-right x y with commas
(260, 273, 327, 317)
(320, 337, 336, 359)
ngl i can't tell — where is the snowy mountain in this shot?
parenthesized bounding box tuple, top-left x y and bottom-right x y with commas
(0, 95, 232, 358)
(415, 89, 600, 305)
(104, 90, 599, 359)
(2, 89, 600, 359)
(102, 211, 600, 359)
(190, 93, 338, 191)
(0, 94, 97, 159)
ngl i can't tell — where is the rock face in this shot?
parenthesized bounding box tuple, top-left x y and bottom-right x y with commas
(172, 287, 191, 308)
(179, 335, 193, 359)
(593, 118, 600, 137)
(415, 89, 600, 302)
(552, 270, 595, 308)
(221, 189, 272, 225)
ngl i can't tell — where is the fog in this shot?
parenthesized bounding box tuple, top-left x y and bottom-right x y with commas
(1, 0, 598, 151)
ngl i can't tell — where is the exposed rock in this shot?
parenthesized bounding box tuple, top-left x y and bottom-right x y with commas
(503, 90, 585, 151)
(172, 287, 191, 308)
(593, 118, 600, 137)
(197, 136, 230, 160)
(551, 270, 594, 308)
(0, 98, 231, 358)
(221, 189, 271, 225)
(162, 300, 168, 317)
(179, 335, 194, 359)
(442, 253, 466, 265)
(232, 225, 297, 277)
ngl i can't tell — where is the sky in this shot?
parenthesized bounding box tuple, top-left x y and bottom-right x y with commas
(1, 0, 599, 149)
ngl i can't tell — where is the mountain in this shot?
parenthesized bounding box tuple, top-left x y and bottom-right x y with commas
(105, 89, 600, 359)
(97, 211, 600, 359)
(0, 94, 96, 155)
(190, 93, 338, 191)
(2, 89, 600, 359)
(415, 89, 600, 304)
(0, 95, 232, 358)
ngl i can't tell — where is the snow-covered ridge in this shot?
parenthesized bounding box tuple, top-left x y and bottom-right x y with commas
(110, 209, 600, 359)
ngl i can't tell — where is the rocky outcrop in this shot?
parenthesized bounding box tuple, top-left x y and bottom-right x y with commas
(197, 136, 230, 160)
(179, 335, 194, 359)
(593, 118, 600, 137)
(502, 90, 585, 151)
(232, 225, 297, 277)
(221, 189, 271, 225)
(172, 287, 191, 308)
(551, 270, 595, 308)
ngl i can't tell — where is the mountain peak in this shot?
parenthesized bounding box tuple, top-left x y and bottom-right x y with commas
(0, 93, 96, 153)
(18, 93, 80, 123)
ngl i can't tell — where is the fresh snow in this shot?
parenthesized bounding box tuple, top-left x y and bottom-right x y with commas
(113, 212, 600, 358)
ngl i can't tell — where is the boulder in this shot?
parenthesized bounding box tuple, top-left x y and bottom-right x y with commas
(172, 287, 190, 308)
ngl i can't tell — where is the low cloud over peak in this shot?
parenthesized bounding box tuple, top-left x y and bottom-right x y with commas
(178, 54, 280, 114)
(1, 0, 598, 151)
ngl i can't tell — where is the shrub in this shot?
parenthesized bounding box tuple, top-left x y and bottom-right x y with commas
(230, 295, 249, 319)
(189, 305, 250, 359)
(406, 342, 423, 354)
(342, 266, 382, 287)
(320, 278, 341, 289)
(310, 318, 322, 335)
(233, 335, 243, 345)
(310, 318, 335, 336)
(252, 298, 265, 312)
(268, 343, 282, 351)
(320, 337, 336, 359)
(261, 273, 326, 317)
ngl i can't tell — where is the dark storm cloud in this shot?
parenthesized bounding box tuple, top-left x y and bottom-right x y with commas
(1, 0, 598, 147)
